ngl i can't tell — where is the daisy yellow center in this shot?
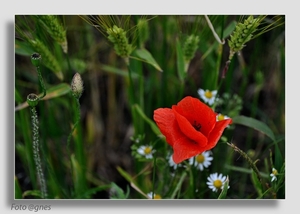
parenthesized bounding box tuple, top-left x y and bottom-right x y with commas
(144, 147, 152, 155)
(213, 180, 223, 189)
(196, 154, 205, 163)
(154, 194, 162, 199)
(272, 169, 278, 175)
(217, 114, 225, 121)
(204, 90, 213, 99)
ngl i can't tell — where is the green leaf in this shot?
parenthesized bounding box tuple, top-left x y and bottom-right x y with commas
(15, 83, 71, 111)
(116, 166, 136, 185)
(176, 38, 186, 82)
(132, 104, 161, 136)
(15, 39, 35, 56)
(223, 21, 237, 39)
(218, 176, 229, 199)
(109, 182, 130, 199)
(116, 166, 149, 198)
(22, 190, 42, 198)
(101, 64, 139, 78)
(71, 155, 88, 199)
(133, 48, 163, 72)
(232, 115, 275, 141)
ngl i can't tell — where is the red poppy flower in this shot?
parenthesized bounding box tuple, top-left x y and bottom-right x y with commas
(153, 96, 232, 164)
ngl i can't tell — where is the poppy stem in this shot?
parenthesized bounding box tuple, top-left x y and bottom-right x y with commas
(151, 156, 156, 199)
(170, 171, 187, 199)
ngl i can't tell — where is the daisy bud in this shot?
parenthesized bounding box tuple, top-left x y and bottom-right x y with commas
(71, 73, 84, 99)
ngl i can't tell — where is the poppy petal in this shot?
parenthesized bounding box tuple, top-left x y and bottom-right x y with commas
(172, 107, 208, 146)
(173, 96, 216, 136)
(153, 108, 183, 147)
(172, 138, 205, 164)
(206, 119, 232, 150)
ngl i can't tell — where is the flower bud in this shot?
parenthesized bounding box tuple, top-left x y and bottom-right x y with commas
(71, 73, 84, 99)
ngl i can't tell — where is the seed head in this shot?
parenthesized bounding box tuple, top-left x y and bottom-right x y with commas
(31, 53, 42, 67)
(71, 73, 84, 99)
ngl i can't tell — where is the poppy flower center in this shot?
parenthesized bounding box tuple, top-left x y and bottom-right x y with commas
(213, 180, 223, 189)
(204, 90, 213, 99)
(196, 154, 204, 163)
(217, 114, 225, 121)
(193, 121, 202, 131)
(144, 147, 152, 155)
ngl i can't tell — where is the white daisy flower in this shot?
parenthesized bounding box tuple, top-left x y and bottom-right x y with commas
(147, 192, 162, 199)
(270, 168, 278, 182)
(216, 113, 230, 121)
(137, 145, 155, 159)
(197, 89, 217, 105)
(189, 151, 213, 171)
(207, 173, 229, 192)
(168, 155, 180, 170)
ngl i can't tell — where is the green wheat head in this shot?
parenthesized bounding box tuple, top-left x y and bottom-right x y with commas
(183, 34, 199, 62)
(106, 25, 133, 59)
(228, 15, 260, 60)
(37, 15, 68, 53)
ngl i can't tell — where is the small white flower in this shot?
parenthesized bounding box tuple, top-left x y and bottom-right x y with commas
(189, 151, 213, 171)
(270, 168, 278, 182)
(147, 192, 161, 199)
(137, 145, 155, 159)
(197, 89, 217, 105)
(168, 155, 178, 169)
(216, 113, 231, 128)
(207, 173, 229, 192)
(216, 113, 230, 121)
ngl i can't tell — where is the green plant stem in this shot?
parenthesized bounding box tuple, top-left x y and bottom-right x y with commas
(226, 142, 265, 189)
(151, 157, 156, 199)
(30, 106, 47, 199)
(170, 171, 187, 199)
(66, 98, 81, 196)
(36, 65, 46, 99)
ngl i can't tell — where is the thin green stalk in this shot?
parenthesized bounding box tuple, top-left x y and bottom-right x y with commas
(151, 157, 156, 199)
(170, 171, 187, 199)
(29, 106, 48, 199)
(68, 72, 84, 197)
(226, 142, 265, 189)
(66, 98, 81, 192)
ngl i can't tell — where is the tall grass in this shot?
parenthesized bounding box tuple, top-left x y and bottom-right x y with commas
(15, 15, 285, 199)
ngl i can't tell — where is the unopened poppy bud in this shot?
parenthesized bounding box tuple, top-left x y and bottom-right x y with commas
(31, 53, 42, 67)
(71, 73, 84, 99)
(27, 93, 40, 107)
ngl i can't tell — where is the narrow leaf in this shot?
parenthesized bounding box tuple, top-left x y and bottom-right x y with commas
(132, 104, 161, 136)
(101, 64, 139, 78)
(218, 176, 229, 199)
(15, 176, 23, 199)
(133, 48, 163, 72)
(232, 115, 275, 141)
(22, 190, 42, 198)
(176, 38, 186, 82)
(15, 83, 71, 111)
